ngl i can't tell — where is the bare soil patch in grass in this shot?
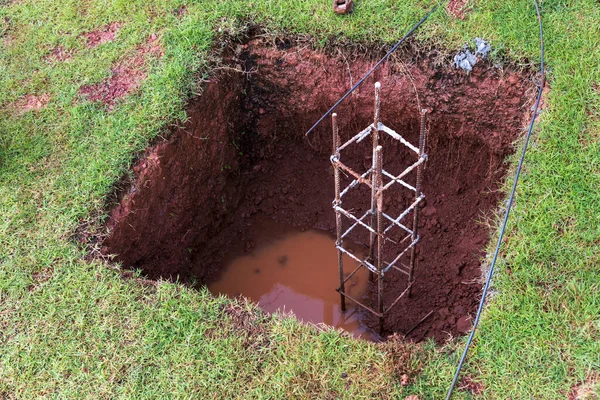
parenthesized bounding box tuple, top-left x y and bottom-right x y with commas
(447, 0, 471, 19)
(569, 372, 599, 400)
(15, 93, 50, 113)
(82, 22, 122, 48)
(79, 35, 163, 108)
(44, 46, 72, 63)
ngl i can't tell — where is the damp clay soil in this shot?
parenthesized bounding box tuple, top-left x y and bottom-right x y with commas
(102, 37, 534, 342)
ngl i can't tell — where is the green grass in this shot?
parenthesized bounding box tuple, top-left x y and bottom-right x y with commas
(1, 0, 599, 398)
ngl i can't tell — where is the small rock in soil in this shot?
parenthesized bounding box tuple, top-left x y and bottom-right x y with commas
(457, 316, 472, 333)
(400, 374, 410, 386)
(452, 261, 466, 276)
(333, 0, 354, 14)
(422, 206, 437, 217)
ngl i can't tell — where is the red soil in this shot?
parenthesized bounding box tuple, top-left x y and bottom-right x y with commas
(15, 93, 50, 113)
(79, 35, 163, 109)
(44, 46, 72, 63)
(82, 22, 122, 48)
(447, 0, 470, 19)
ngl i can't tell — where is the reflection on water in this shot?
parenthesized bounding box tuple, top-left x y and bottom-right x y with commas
(208, 228, 377, 340)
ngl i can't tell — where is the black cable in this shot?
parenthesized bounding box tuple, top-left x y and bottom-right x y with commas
(305, 4, 438, 136)
(445, 1, 545, 398)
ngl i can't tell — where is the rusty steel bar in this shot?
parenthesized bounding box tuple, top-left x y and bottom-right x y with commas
(340, 168, 372, 198)
(341, 210, 372, 239)
(384, 282, 412, 314)
(368, 82, 381, 282)
(336, 245, 377, 273)
(383, 195, 425, 234)
(408, 109, 428, 297)
(335, 161, 373, 188)
(378, 122, 420, 154)
(337, 124, 373, 152)
(381, 157, 426, 191)
(383, 233, 414, 248)
(332, 113, 346, 312)
(382, 169, 416, 192)
(403, 309, 434, 337)
(337, 289, 382, 318)
(388, 264, 410, 276)
(382, 211, 413, 234)
(334, 206, 377, 236)
(375, 145, 384, 335)
(383, 237, 419, 274)
(330, 81, 429, 337)
(340, 260, 368, 287)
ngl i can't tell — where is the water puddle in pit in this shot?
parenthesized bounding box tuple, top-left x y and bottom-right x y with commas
(208, 224, 378, 340)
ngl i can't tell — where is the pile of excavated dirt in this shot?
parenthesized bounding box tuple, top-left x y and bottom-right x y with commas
(101, 37, 534, 341)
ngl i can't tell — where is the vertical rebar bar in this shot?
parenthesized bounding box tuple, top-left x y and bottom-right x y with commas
(332, 113, 346, 312)
(375, 145, 384, 334)
(368, 82, 381, 282)
(408, 109, 428, 297)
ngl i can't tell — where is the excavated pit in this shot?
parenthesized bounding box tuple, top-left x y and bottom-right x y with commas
(102, 37, 534, 342)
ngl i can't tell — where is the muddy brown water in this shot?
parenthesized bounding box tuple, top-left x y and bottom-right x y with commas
(100, 36, 535, 341)
(208, 222, 378, 340)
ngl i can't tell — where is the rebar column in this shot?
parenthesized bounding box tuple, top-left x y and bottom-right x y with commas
(332, 113, 346, 312)
(374, 145, 384, 334)
(368, 82, 381, 282)
(408, 109, 428, 297)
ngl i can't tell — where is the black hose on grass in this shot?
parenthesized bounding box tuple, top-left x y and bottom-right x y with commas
(445, 1, 545, 398)
(305, 4, 438, 136)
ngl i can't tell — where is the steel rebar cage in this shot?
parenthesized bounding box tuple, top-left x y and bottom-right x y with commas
(332, 81, 428, 335)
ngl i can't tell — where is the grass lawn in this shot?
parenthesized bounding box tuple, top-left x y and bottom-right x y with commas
(1, 0, 599, 398)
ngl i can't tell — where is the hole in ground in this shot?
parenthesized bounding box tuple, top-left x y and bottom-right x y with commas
(101, 36, 534, 342)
